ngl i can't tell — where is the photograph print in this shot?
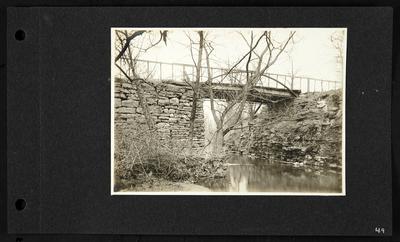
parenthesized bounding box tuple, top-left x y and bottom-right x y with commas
(111, 28, 346, 195)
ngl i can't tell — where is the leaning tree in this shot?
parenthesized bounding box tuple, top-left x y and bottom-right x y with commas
(114, 29, 167, 130)
(201, 30, 296, 155)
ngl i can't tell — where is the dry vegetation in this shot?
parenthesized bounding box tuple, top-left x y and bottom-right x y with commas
(114, 125, 227, 192)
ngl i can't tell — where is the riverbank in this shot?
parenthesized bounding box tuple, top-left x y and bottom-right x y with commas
(117, 177, 212, 192)
(114, 155, 228, 192)
(113, 121, 230, 192)
(227, 90, 342, 169)
(114, 90, 343, 193)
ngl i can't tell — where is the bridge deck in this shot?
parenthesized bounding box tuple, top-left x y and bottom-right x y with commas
(127, 59, 341, 93)
(162, 80, 301, 103)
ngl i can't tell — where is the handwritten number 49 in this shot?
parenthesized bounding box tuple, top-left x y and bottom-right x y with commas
(375, 227, 385, 234)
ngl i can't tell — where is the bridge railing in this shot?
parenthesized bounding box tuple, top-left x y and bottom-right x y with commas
(116, 58, 342, 93)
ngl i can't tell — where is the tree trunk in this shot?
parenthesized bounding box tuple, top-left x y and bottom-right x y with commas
(134, 81, 154, 130)
(212, 127, 224, 156)
(189, 31, 204, 149)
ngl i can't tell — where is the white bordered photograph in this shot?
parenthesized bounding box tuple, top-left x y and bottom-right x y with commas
(111, 28, 346, 195)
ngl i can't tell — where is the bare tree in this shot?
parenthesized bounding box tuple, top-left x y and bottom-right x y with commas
(330, 30, 345, 84)
(114, 30, 167, 130)
(186, 31, 205, 149)
(203, 30, 296, 154)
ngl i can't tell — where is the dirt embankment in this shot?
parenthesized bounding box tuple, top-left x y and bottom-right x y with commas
(229, 90, 343, 169)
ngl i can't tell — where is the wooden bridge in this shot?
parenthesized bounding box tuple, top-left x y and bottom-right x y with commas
(116, 59, 341, 101)
(162, 80, 301, 103)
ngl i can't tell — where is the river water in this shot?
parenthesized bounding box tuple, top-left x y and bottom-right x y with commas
(199, 155, 342, 193)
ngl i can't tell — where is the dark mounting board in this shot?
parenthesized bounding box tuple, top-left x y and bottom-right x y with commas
(7, 7, 392, 235)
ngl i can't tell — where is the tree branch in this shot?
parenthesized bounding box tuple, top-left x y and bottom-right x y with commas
(114, 30, 146, 62)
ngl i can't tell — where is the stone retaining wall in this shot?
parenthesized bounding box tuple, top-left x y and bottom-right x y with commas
(114, 78, 205, 148)
(227, 90, 342, 168)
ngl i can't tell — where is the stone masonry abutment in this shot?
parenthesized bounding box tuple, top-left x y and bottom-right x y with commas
(114, 78, 205, 149)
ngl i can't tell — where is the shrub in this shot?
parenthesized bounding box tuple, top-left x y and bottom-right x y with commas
(114, 124, 225, 187)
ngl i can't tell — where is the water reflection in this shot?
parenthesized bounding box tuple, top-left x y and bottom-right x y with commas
(200, 155, 342, 193)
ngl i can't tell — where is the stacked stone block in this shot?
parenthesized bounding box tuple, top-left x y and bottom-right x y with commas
(114, 78, 205, 149)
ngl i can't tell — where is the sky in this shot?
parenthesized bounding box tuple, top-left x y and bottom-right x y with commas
(115, 28, 347, 83)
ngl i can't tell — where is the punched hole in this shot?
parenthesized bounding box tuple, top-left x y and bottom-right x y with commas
(15, 30, 26, 41)
(15, 199, 26, 211)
